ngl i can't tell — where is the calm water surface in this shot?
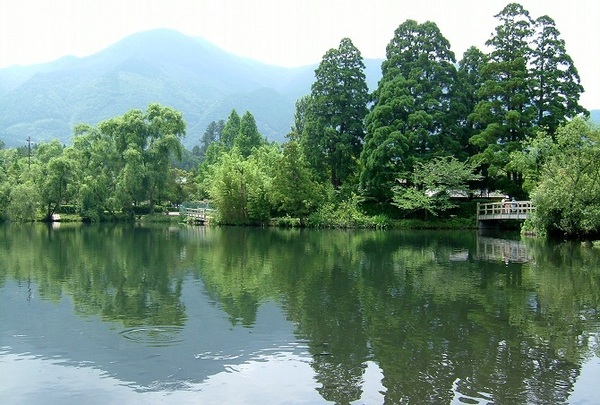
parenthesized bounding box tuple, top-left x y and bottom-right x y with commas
(0, 223, 599, 404)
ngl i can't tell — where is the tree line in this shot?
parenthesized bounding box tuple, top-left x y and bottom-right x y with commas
(0, 2, 598, 237)
(0, 104, 189, 221)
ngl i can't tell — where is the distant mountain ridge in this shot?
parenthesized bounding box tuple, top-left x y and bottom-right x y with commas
(0, 29, 383, 148)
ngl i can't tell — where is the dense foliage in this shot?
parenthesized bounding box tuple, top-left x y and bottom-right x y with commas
(0, 104, 188, 221)
(301, 38, 369, 189)
(0, 3, 594, 236)
(392, 157, 482, 218)
(360, 20, 459, 202)
(516, 119, 600, 238)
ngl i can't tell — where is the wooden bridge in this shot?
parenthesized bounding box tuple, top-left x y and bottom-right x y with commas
(181, 207, 211, 224)
(477, 201, 534, 226)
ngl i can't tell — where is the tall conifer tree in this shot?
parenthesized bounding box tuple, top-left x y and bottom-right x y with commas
(235, 111, 264, 158)
(531, 15, 587, 134)
(302, 38, 369, 189)
(220, 110, 241, 150)
(469, 3, 535, 196)
(360, 20, 457, 201)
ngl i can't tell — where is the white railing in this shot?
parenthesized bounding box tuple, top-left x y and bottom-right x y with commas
(477, 201, 534, 221)
(181, 207, 210, 221)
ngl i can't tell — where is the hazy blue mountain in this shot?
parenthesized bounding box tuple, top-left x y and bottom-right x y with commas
(0, 29, 383, 148)
(590, 110, 600, 124)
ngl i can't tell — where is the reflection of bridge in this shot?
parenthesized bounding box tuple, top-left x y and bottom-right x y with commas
(448, 237, 531, 264)
(477, 201, 534, 227)
(476, 236, 531, 264)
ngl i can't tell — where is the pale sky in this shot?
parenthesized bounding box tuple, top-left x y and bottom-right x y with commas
(1, 0, 598, 109)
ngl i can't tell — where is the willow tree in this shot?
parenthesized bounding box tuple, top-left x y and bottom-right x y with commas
(40, 152, 74, 221)
(302, 38, 369, 189)
(70, 123, 121, 220)
(0, 147, 17, 218)
(98, 103, 185, 213)
(360, 20, 458, 202)
(26, 139, 71, 220)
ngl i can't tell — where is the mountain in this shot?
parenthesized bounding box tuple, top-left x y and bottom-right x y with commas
(0, 29, 383, 148)
(591, 110, 600, 124)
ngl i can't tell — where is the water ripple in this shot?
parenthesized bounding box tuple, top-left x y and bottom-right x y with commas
(119, 325, 184, 347)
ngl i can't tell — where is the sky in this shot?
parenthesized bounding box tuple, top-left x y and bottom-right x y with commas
(1, 0, 598, 109)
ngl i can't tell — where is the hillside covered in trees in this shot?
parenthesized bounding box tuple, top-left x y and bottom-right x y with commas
(0, 29, 382, 148)
(1, 3, 598, 238)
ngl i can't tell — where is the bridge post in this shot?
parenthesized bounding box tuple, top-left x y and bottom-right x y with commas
(476, 202, 496, 229)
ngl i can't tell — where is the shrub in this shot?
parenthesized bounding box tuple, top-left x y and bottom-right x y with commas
(306, 194, 389, 229)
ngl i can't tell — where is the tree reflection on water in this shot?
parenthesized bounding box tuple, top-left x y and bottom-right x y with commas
(0, 224, 599, 403)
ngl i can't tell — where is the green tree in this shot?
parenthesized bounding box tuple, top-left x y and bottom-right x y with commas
(360, 20, 457, 202)
(8, 180, 40, 221)
(455, 46, 488, 160)
(199, 120, 224, 160)
(360, 74, 413, 202)
(70, 124, 121, 220)
(40, 153, 73, 220)
(383, 20, 459, 158)
(11, 139, 74, 221)
(234, 111, 264, 158)
(291, 95, 310, 136)
(302, 38, 369, 188)
(98, 103, 185, 213)
(115, 147, 147, 210)
(0, 148, 19, 219)
(528, 118, 600, 238)
(469, 3, 535, 196)
(392, 156, 481, 217)
(507, 128, 555, 194)
(531, 15, 587, 134)
(245, 144, 278, 223)
(164, 168, 197, 206)
(196, 141, 226, 199)
(207, 146, 274, 225)
(220, 110, 241, 150)
(34, 139, 63, 165)
(144, 104, 185, 210)
(271, 140, 323, 225)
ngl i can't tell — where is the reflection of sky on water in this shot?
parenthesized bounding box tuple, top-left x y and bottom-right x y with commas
(570, 354, 600, 405)
(0, 277, 386, 404)
(0, 351, 320, 405)
(1, 350, 387, 405)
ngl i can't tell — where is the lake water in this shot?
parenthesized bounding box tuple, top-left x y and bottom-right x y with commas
(0, 223, 599, 404)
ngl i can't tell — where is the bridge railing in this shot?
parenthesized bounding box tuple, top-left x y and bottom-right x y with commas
(477, 201, 534, 221)
(181, 207, 214, 220)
